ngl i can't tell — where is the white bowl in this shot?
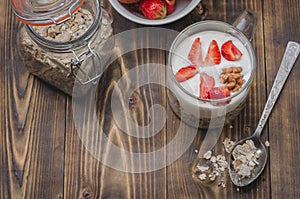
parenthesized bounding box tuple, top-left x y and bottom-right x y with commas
(109, 0, 201, 26)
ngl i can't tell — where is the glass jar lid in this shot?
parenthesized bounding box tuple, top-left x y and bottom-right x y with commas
(11, 0, 85, 26)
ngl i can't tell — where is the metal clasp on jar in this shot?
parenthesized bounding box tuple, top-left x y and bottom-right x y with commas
(69, 42, 102, 85)
(14, 0, 83, 26)
(49, 1, 77, 25)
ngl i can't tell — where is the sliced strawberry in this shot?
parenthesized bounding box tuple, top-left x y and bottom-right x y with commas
(188, 37, 203, 67)
(208, 86, 231, 105)
(199, 72, 215, 99)
(175, 65, 198, 82)
(204, 40, 221, 66)
(163, 0, 176, 14)
(140, 0, 167, 20)
(208, 86, 230, 99)
(200, 72, 215, 89)
(221, 40, 243, 61)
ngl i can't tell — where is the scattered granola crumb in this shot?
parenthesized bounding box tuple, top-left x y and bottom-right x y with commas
(197, 165, 209, 172)
(223, 138, 235, 153)
(229, 125, 233, 129)
(211, 156, 217, 163)
(199, 173, 207, 181)
(195, 149, 199, 153)
(194, 150, 228, 186)
(237, 188, 240, 192)
(209, 175, 216, 181)
(203, 150, 212, 160)
(218, 179, 226, 188)
(265, 140, 270, 147)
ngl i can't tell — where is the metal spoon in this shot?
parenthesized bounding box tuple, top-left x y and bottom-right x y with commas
(229, 41, 300, 187)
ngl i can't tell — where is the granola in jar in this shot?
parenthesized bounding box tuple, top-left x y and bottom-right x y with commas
(15, 0, 114, 96)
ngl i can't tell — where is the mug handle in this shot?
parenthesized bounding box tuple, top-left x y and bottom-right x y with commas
(233, 10, 258, 42)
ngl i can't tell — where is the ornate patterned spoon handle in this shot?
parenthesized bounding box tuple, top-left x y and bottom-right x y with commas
(253, 41, 300, 138)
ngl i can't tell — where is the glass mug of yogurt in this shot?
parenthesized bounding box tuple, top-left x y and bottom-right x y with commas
(168, 10, 257, 128)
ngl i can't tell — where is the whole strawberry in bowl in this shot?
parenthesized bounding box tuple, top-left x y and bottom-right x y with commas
(140, 0, 167, 20)
(109, 0, 201, 25)
(164, 0, 176, 15)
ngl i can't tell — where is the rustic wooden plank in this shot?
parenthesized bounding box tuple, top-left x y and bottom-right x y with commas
(0, 0, 298, 198)
(0, 0, 66, 198)
(64, 57, 168, 198)
(165, 4, 214, 198)
(263, 0, 300, 198)
(165, 2, 213, 198)
(64, 1, 168, 196)
(166, 0, 271, 198)
(0, 0, 11, 198)
(219, 0, 271, 198)
(63, 60, 137, 199)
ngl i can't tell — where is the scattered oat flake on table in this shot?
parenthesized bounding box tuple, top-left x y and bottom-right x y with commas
(194, 150, 229, 185)
(199, 173, 207, 181)
(197, 165, 209, 172)
(223, 137, 235, 153)
(265, 140, 270, 147)
(211, 156, 217, 163)
(203, 150, 212, 159)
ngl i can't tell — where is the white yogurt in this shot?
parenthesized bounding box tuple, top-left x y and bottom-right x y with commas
(169, 30, 254, 126)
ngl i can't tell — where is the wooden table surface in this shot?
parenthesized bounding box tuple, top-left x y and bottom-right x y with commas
(1, 0, 299, 198)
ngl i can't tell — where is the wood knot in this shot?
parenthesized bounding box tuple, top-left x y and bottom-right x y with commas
(57, 193, 63, 199)
(128, 97, 135, 104)
(82, 188, 93, 199)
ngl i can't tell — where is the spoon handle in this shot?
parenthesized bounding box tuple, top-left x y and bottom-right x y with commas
(253, 41, 300, 138)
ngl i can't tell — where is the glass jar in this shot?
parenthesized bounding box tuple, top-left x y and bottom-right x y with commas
(167, 10, 257, 129)
(12, 0, 114, 96)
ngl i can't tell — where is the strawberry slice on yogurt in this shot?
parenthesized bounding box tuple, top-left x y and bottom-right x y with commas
(204, 40, 221, 66)
(208, 86, 230, 99)
(175, 65, 198, 82)
(199, 72, 215, 99)
(188, 37, 204, 68)
(221, 40, 243, 61)
(200, 73, 230, 101)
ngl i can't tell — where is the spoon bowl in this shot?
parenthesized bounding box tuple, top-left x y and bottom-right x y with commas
(229, 136, 267, 186)
(229, 41, 300, 187)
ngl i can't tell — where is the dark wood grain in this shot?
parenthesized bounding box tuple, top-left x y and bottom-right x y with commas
(1, 0, 66, 198)
(263, 1, 300, 198)
(166, 1, 271, 199)
(0, 0, 299, 198)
